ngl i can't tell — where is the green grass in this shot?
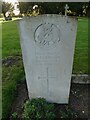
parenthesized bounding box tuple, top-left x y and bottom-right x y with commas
(73, 17, 88, 74)
(2, 59, 25, 119)
(2, 17, 88, 119)
(2, 21, 21, 58)
(2, 20, 25, 119)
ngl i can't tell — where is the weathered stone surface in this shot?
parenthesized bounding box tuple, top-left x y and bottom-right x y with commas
(19, 15, 77, 103)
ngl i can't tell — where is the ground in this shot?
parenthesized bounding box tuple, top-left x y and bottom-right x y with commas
(10, 80, 89, 119)
(1, 17, 89, 119)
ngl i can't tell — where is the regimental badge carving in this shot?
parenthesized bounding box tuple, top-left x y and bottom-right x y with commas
(34, 22, 60, 46)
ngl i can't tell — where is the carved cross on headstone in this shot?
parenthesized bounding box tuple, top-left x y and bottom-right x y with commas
(65, 4, 69, 16)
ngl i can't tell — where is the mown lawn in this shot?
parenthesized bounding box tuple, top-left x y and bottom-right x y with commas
(73, 17, 88, 74)
(2, 21, 21, 58)
(2, 17, 88, 119)
(2, 20, 25, 119)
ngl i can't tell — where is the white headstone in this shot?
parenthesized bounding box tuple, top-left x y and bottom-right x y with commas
(19, 15, 77, 103)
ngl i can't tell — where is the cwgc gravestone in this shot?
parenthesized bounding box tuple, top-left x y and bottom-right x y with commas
(19, 14, 77, 103)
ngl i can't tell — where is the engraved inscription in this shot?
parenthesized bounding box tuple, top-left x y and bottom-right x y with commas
(34, 22, 60, 46)
(36, 55, 61, 62)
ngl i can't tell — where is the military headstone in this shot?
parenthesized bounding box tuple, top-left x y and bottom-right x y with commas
(19, 14, 77, 103)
